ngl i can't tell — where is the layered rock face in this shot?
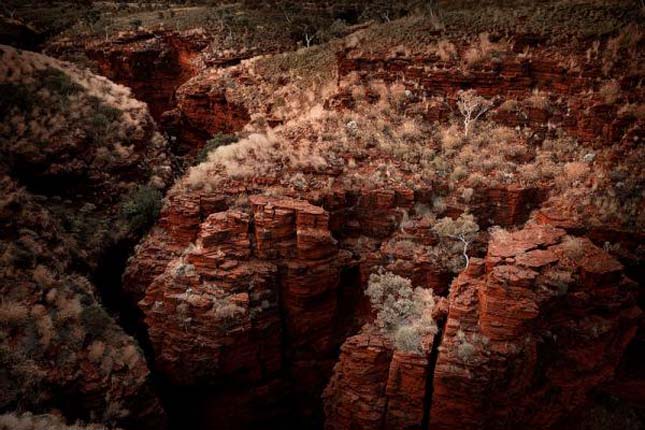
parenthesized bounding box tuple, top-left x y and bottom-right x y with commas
(336, 52, 640, 149)
(139, 195, 349, 385)
(430, 225, 640, 429)
(323, 327, 442, 430)
(125, 170, 553, 427)
(128, 194, 361, 427)
(126, 171, 490, 426)
(84, 29, 210, 121)
(48, 28, 254, 159)
(123, 29, 642, 425)
(160, 70, 250, 156)
(323, 224, 640, 430)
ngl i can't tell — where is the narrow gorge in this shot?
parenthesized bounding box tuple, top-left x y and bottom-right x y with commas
(0, 1, 643, 430)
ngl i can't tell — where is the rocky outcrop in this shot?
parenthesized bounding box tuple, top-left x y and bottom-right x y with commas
(535, 207, 645, 282)
(130, 195, 358, 426)
(160, 70, 250, 156)
(323, 327, 440, 430)
(430, 224, 640, 430)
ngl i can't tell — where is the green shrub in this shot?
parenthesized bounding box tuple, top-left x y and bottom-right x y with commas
(88, 103, 122, 144)
(121, 185, 162, 232)
(36, 68, 82, 97)
(89, 112, 111, 130)
(195, 133, 237, 164)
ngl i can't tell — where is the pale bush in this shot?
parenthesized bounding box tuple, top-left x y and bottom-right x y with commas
(455, 329, 488, 364)
(526, 89, 550, 110)
(121, 344, 140, 369)
(433, 213, 479, 270)
(366, 269, 438, 354)
(598, 80, 620, 104)
(463, 32, 505, 67)
(436, 40, 457, 61)
(560, 237, 585, 260)
(439, 124, 464, 153)
(35, 313, 53, 347)
(461, 187, 474, 203)
(56, 296, 82, 322)
(456, 90, 492, 137)
(563, 161, 590, 183)
(456, 330, 475, 362)
(463, 47, 485, 66)
(88, 341, 106, 363)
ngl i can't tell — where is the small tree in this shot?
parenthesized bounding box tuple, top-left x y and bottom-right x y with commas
(433, 213, 479, 270)
(456, 90, 492, 137)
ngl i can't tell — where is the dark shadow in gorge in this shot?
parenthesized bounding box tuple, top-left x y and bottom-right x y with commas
(147, 264, 366, 430)
(422, 317, 447, 429)
(91, 235, 171, 430)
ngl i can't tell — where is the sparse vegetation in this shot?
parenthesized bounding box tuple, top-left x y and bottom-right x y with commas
(37, 68, 82, 96)
(2, 2, 643, 428)
(0, 46, 167, 426)
(455, 328, 488, 364)
(121, 185, 163, 233)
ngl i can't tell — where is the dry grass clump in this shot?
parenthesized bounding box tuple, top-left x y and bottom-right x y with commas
(435, 40, 458, 62)
(549, 143, 644, 229)
(526, 89, 550, 110)
(601, 23, 643, 76)
(181, 65, 595, 203)
(597, 80, 621, 104)
(462, 32, 508, 68)
(171, 7, 638, 234)
(185, 129, 329, 192)
(0, 47, 167, 425)
(0, 260, 149, 423)
(0, 302, 29, 325)
(353, 15, 443, 57)
(253, 41, 339, 89)
(441, 1, 638, 44)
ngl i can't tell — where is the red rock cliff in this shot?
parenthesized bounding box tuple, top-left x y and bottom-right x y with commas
(430, 225, 640, 429)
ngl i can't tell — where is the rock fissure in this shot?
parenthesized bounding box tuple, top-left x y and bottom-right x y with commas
(422, 318, 447, 429)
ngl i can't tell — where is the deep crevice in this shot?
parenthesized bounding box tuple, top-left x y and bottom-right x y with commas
(422, 316, 447, 429)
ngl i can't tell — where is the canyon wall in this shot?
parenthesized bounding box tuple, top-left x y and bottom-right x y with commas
(0, 45, 171, 428)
